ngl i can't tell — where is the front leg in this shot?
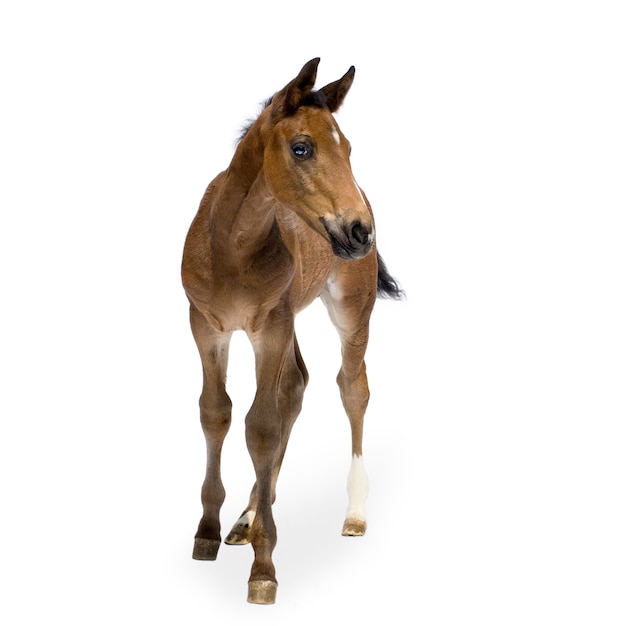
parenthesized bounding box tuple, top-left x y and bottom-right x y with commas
(321, 261, 376, 537)
(189, 305, 233, 561)
(243, 315, 300, 604)
(337, 352, 370, 537)
(226, 333, 308, 547)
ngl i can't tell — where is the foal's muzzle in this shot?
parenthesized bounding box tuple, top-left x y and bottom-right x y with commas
(320, 217, 375, 260)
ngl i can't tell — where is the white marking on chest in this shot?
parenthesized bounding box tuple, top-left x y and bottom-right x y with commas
(326, 275, 343, 299)
(332, 128, 341, 145)
(322, 276, 348, 330)
(346, 454, 369, 522)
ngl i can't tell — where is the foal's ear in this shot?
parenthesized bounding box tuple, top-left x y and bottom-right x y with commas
(271, 57, 320, 121)
(320, 66, 355, 112)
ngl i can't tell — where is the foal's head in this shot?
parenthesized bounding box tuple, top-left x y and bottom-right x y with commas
(255, 58, 375, 260)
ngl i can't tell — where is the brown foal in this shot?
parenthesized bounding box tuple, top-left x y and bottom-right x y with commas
(181, 58, 402, 604)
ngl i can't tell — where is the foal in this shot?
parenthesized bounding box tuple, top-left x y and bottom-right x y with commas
(182, 58, 402, 604)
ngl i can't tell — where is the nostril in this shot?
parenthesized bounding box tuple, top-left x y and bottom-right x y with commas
(350, 220, 370, 246)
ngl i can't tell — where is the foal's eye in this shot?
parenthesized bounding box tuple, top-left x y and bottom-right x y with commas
(291, 142, 312, 160)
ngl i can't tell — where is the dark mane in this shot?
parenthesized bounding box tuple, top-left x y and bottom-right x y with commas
(237, 96, 273, 142)
(237, 90, 327, 143)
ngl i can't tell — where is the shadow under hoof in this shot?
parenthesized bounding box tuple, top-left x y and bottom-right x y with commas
(342, 518, 367, 536)
(192, 537, 221, 560)
(247, 580, 277, 604)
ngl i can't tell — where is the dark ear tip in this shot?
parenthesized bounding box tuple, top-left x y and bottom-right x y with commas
(299, 57, 320, 83)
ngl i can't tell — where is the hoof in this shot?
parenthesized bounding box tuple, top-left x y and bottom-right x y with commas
(192, 537, 221, 560)
(224, 524, 251, 545)
(225, 511, 254, 545)
(247, 580, 277, 605)
(342, 518, 367, 536)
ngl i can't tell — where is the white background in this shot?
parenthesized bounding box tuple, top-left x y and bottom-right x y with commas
(1, 1, 625, 623)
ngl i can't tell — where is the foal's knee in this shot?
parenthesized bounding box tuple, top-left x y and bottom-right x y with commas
(278, 364, 307, 419)
(199, 392, 232, 438)
(337, 366, 370, 413)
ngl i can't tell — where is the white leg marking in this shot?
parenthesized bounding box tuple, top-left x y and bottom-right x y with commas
(236, 510, 256, 528)
(345, 454, 369, 522)
(225, 509, 256, 544)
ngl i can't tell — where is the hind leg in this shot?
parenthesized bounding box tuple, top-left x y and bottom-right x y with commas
(189, 304, 233, 560)
(225, 334, 308, 545)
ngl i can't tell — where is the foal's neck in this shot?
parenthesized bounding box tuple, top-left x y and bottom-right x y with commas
(211, 125, 279, 262)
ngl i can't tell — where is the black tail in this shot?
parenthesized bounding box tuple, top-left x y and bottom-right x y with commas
(376, 252, 404, 300)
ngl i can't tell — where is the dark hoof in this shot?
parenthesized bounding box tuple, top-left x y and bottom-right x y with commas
(192, 537, 221, 560)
